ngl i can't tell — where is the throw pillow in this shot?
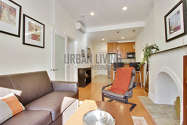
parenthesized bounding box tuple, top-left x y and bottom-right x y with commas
(0, 93, 25, 124)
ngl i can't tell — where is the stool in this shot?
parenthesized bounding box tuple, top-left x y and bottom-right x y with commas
(136, 71, 143, 88)
(129, 62, 143, 88)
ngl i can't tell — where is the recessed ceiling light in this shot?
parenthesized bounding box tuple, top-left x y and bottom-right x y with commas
(102, 38, 105, 41)
(122, 6, 128, 11)
(90, 12, 95, 16)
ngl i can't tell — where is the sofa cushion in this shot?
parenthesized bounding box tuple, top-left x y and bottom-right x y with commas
(0, 75, 13, 89)
(0, 93, 25, 124)
(0, 75, 15, 97)
(26, 91, 77, 121)
(9, 71, 53, 105)
(2, 110, 52, 125)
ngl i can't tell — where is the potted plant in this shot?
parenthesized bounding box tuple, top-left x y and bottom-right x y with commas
(141, 44, 159, 92)
(141, 44, 159, 65)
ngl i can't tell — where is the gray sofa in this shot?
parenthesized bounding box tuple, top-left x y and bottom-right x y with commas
(0, 71, 78, 125)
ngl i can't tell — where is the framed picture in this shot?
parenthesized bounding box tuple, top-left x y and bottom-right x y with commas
(0, 0, 21, 37)
(165, 1, 185, 42)
(81, 49, 85, 57)
(87, 48, 91, 58)
(23, 14, 45, 48)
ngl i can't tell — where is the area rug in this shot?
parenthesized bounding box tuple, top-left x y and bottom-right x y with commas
(132, 116, 148, 125)
(138, 96, 180, 125)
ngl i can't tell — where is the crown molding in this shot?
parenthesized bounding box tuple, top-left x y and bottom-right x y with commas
(86, 21, 145, 33)
(108, 40, 135, 43)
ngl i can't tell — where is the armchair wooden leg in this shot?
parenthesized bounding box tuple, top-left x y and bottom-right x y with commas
(102, 93, 104, 101)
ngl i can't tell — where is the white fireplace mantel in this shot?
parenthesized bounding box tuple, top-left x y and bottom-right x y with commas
(148, 47, 187, 124)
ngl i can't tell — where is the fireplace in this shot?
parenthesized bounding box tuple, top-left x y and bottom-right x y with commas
(154, 69, 180, 105)
(148, 48, 186, 124)
(78, 68, 91, 87)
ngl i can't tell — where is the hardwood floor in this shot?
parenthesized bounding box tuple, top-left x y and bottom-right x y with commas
(79, 75, 156, 125)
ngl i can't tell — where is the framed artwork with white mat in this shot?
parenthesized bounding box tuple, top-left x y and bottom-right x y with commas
(0, 0, 21, 37)
(23, 14, 45, 48)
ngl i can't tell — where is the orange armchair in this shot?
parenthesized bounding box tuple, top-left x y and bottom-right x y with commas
(102, 67, 137, 111)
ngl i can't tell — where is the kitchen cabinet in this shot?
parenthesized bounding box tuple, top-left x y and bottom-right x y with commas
(107, 42, 118, 53)
(107, 42, 135, 58)
(108, 42, 136, 82)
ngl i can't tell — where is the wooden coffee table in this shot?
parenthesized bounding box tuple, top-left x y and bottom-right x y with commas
(65, 100, 133, 125)
(96, 101, 134, 125)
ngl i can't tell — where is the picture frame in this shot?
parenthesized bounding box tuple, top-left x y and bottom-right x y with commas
(165, 1, 185, 42)
(87, 48, 91, 59)
(81, 49, 85, 57)
(0, 0, 21, 37)
(23, 14, 45, 48)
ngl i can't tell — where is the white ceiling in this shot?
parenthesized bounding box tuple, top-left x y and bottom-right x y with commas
(88, 27, 143, 43)
(60, 0, 153, 28)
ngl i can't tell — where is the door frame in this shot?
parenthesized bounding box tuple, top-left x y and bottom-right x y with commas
(184, 55, 187, 125)
(50, 28, 68, 81)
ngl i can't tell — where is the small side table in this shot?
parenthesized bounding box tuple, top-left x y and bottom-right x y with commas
(62, 97, 79, 124)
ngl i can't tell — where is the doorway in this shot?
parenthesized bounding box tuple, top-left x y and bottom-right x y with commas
(53, 34, 66, 81)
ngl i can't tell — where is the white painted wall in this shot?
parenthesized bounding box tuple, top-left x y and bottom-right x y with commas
(136, 0, 187, 61)
(0, 0, 53, 75)
(0, 0, 86, 82)
(92, 41, 108, 77)
(54, 0, 84, 43)
(135, 0, 187, 124)
(135, 9, 155, 62)
(54, 0, 87, 82)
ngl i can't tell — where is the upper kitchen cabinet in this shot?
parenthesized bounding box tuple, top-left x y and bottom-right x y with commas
(107, 42, 135, 58)
(107, 42, 118, 53)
